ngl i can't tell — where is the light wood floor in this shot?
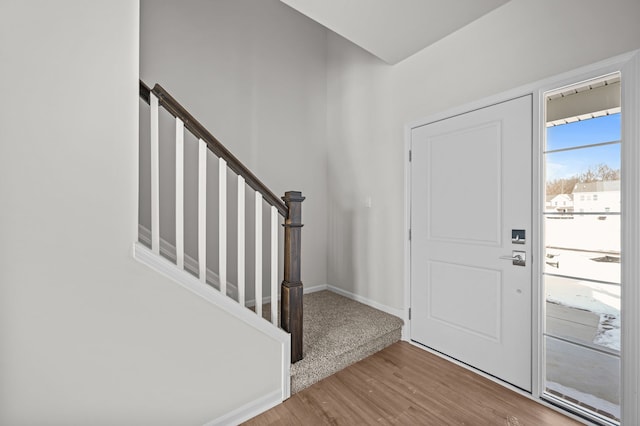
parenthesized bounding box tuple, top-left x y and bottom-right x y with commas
(245, 342, 581, 425)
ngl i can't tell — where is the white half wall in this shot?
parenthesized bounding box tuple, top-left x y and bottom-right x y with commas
(0, 1, 286, 424)
(325, 0, 640, 312)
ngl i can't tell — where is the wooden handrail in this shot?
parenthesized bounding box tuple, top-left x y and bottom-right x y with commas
(139, 80, 151, 104)
(139, 80, 287, 217)
(140, 79, 303, 363)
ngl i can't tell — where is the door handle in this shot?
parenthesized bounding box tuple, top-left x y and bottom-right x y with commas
(499, 251, 526, 266)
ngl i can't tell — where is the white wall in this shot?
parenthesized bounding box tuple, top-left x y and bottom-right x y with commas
(0, 1, 285, 424)
(326, 34, 396, 306)
(140, 0, 328, 294)
(325, 0, 640, 311)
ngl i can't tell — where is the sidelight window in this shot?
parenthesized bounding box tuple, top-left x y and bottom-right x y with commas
(542, 73, 621, 424)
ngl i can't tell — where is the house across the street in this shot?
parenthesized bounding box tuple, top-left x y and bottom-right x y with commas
(573, 180, 621, 213)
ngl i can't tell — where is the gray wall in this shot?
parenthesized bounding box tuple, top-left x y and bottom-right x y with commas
(140, 0, 329, 296)
(325, 0, 640, 311)
(326, 37, 394, 305)
(0, 1, 285, 424)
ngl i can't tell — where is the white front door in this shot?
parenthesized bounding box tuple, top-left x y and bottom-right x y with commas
(410, 95, 533, 391)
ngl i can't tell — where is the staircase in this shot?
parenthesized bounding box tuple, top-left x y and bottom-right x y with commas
(291, 290, 403, 393)
(256, 290, 403, 393)
(136, 80, 402, 402)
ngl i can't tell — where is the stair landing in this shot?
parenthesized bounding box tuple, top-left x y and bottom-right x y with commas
(291, 290, 403, 394)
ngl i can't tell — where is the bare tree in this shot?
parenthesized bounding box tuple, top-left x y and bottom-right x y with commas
(546, 164, 620, 196)
(595, 164, 620, 181)
(546, 176, 579, 196)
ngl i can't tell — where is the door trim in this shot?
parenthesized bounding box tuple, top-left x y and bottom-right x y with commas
(404, 49, 640, 425)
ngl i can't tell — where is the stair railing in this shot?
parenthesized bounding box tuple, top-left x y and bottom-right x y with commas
(139, 80, 304, 363)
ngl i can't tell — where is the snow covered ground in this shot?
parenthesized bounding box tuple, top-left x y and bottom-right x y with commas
(594, 314, 620, 351)
(546, 271, 620, 352)
(545, 215, 620, 253)
(544, 214, 620, 352)
(543, 215, 621, 417)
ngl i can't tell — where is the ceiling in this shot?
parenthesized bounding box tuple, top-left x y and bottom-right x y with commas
(279, 0, 510, 64)
(546, 74, 621, 127)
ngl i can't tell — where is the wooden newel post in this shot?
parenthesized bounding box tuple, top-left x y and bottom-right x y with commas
(281, 190, 305, 363)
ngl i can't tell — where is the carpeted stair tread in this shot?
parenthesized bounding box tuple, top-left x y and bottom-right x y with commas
(290, 290, 403, 394)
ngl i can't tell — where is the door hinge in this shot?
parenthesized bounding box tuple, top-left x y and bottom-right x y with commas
(409, 229, 412, 241)
(408, 307, 411, 320)
(409, 150, 412, 161)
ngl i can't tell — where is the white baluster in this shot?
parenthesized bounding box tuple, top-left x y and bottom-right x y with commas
(255, 192, 263, 318)
(237, 176, 245, 306)
(219, 158, 227, 295)
(198, 139, 207, 283)
(175, 118, 184, 270)
(270, 206, 278, 326)
(150, 94, 160, 255)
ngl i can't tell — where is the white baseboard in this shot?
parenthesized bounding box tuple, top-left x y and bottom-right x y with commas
(138, 224, 231, 289)
(139, 226, 341, 308)
(303, 284, 328, 294)
(204, 389, 282, 426)
(324, 285, 405, 320)
(303, 283, 405, 321)
(139, 225, 405, 318)
(138, 225, 271, 307)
